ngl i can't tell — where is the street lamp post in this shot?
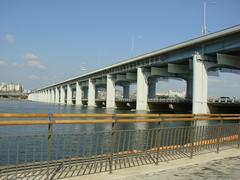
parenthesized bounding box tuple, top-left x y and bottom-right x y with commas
(202, 1, 216, 36)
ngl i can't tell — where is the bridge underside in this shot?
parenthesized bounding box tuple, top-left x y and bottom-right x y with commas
(70, 99, 240, 114)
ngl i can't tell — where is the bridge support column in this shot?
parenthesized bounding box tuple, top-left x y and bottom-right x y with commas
(60, 86, 65, 104)
(136, 67, 148, 111)
(50, 89, 54, 103)
(192, 54, 209, 114)
(48, 89, 51, 103)
(76, 82, 82, 105)
(46, 90, 50, 103)
(45, 91, 48, 102)
(106, 75, 116, 108)
(123, 85, 130, 98)
(148, 81, 156, 99)
(88, 79, 96, 106)
(42, 91, 45, 102)
(67, 84, 72, 104)
(44, 91, 47, 102)
(55, 87, 59, 103)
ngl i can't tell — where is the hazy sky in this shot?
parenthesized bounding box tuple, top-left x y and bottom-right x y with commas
(0, 0, 240, 97)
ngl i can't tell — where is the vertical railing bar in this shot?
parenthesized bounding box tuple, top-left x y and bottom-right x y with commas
(7, 142, 10, 180)
(95, 133, 99, 157)
(196, 124, 200, 153)
(181, 126, 186, 154)
(190, 120, 196, 159)
(32, 141, 36, 177)
(116, 131, 121, 155)
(182, 126, 187, 154)
(15, 142, 19, 179)
(61, 133, 66, 175)
(47, 113, 53, 180)
(178, 127, 183, 153)
(122, 130, 127, 168)
(55, 140, 58, 162)
(82, 133, 86, 160)
(76, 133, 80, 159)
(184, 126, 189, 154)
(24, 141, 28, 178)
(156, 118, 164, 165)
(144, 129, 150, 163)
(150, 128, 155, 152)
(165, 128, 170, 155)
(146, 128, 151, 152)
(170, 128, 174, 155)
(127, 130, 131, 153)
(197, 124, 200, 153)
(212, 125, 216, 150)
(109, 114, 116, 173)
(238, 120, 240, 149)
(199, 125, 203, 153)
(216, 119, 223, 153)
(211, 125, 215, 150)
(68, 135, 73, 173)
(40, 141, 43, 176)
(172, 127, 178, 155)
(176, 126, 181, 155)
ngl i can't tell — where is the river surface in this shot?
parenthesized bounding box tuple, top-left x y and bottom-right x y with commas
(0, 100, 188, 166)
(0, 99, 188, 135)
(0, 100, 157, 166)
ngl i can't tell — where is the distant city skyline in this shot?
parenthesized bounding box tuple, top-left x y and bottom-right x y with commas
(0, 0, 240, 97)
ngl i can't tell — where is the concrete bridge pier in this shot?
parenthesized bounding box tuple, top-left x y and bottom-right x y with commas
(88, 79, 96, 107)
(43, 90, 47, 103)
(55, 87, 59, 104)
(148, 80, 156, 99)
(45, 89, 50, 103)
(60, 86, 65, 104)
(136, 67, 149, 111)
(66, 84, 72, 104)
(106, 75, 116, 108)
(192, 53, 213, 114)
(75, 82, 82, 105)
(51, 89, 55, 103)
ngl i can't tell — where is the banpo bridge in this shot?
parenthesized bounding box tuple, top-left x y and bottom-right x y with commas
(29, 25, 240, 114)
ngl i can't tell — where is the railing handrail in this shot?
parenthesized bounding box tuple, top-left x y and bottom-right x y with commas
(0, 113, 240, 126)
(1, 113, 240, 118)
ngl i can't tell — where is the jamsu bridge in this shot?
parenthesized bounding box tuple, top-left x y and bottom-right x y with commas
(29, 25, 240, 113)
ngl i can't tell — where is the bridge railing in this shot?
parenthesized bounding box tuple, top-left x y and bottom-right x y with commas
(0, 113, 239, 180)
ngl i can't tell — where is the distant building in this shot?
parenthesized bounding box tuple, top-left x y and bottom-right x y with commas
(0, 83, 23, 93)
(156, 90, 186, 99)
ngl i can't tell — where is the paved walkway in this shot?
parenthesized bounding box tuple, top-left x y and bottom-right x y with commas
(67, 148, 240, 180)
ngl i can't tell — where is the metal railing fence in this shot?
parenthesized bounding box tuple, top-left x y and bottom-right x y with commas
(0, 113, 239, 179)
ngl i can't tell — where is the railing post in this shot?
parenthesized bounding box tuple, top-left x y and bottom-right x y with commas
(47, 113, 53, 180)
(190, 120, 196, 159)
(216, 119, 223, 153)
(109, 114, 116, 174)
(155, 117, 164, 165)
(238, 120, 240, 149)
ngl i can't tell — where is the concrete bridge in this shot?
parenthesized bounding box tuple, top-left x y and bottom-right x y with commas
(28, 25, 240, 113)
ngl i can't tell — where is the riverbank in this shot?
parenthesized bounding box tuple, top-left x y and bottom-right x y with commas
(67, 148, 240, 180)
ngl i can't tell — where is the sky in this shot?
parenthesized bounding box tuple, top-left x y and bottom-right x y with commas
(0, 0, 240, 97)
